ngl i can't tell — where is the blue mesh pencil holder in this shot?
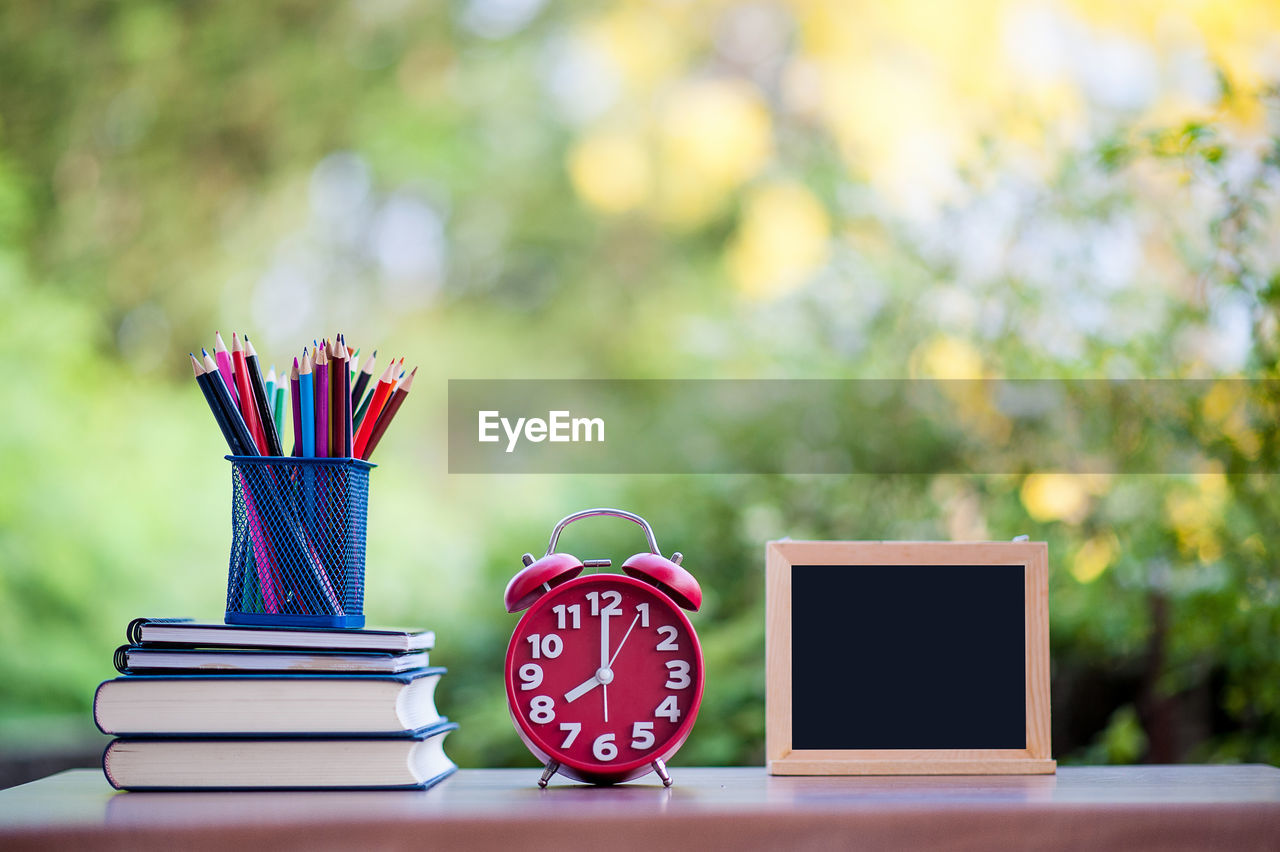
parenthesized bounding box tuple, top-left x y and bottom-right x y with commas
(225, 456, 374, 629)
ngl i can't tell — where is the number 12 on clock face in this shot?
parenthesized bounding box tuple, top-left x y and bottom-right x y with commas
(504, 574, 705, 785)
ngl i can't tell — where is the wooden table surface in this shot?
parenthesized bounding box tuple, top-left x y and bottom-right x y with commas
(2, 765, 1279, 851)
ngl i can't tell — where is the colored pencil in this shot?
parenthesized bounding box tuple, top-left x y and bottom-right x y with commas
(351, 349, 376, 411)
(201, 351, 257, 456)
(289, 358, 302, 456)
(339, 336, 352, 456)
(342, 340, 354, 460)
(354, 355, 399, 429)
(362, 366, 415, 460)
(245, 336, 284, 456)
(231, 333, 268, 454)
(264, 365, 278, 432)
(214, 332, 239, 406)
(352, 362, 395, 459)
(191, 354, 242, 455)
(314, 346, 330, 457)
(274, 384, 286, 441)
(353, 381, 375, 429)
(299, 349, 315, 458)
(330, 338, 347, 457)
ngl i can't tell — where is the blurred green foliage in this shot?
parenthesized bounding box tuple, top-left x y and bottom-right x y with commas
(1, 0, 1279, 772)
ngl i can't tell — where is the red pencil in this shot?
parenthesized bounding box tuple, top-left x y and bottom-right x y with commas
(362, 366, 415, 460)
(352, 362, 396, 459)
(231, 332, 268, 454)
(330, 338, 347, 457)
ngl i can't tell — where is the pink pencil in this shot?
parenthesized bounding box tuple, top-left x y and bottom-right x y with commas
(214, 331, 239, 406)
(289, 357, 302, 457)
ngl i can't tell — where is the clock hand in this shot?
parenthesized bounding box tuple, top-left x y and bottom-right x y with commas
(564, 662, 618, 703)
(565, 674, 602, 703)
(599, 602, 612, 724)
(607, 613, 641, 668)
(600, 606, 611, 671)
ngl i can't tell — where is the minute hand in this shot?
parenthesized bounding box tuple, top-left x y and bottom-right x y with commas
(600, 606, 612, 723)
(608, 613, 641, 668)
(600, 606, 610, 671)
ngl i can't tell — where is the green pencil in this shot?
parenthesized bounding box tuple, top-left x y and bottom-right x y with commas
(273, 384, 286, 435)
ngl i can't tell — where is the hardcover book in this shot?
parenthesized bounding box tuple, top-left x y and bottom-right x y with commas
(94, 668, 445, 736)
(126, 618, 435, 653)
(102, 721, 459, 791)
(113, 645, 429, 675)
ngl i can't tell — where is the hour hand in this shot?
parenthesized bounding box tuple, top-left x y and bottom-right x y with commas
(564, 674, 602, 703)
(564, 665, 615, 703)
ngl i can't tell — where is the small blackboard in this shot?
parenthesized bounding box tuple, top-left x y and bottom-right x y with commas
(766, 541, 1054, 775)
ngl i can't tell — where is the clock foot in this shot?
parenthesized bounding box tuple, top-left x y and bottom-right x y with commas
(538, 760, 560, 788)
(652, 759, 672, 787)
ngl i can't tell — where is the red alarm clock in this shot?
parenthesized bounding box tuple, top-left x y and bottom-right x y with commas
(504, 508, 704, 787)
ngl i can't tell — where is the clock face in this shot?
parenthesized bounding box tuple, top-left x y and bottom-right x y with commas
(505, 573, 704, 784)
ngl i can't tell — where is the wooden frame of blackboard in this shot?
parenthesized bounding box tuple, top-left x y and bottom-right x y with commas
(765, 540, 1055, 775)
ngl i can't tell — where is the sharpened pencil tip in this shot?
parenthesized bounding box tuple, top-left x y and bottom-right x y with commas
(202, 347, 210, 356)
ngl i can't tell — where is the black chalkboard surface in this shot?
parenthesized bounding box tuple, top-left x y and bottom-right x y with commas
(765, 540, 1054, 775)
(791, 564, 1025, 750)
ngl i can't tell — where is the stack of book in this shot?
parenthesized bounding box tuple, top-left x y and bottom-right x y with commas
(94, 618, 457, 791)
